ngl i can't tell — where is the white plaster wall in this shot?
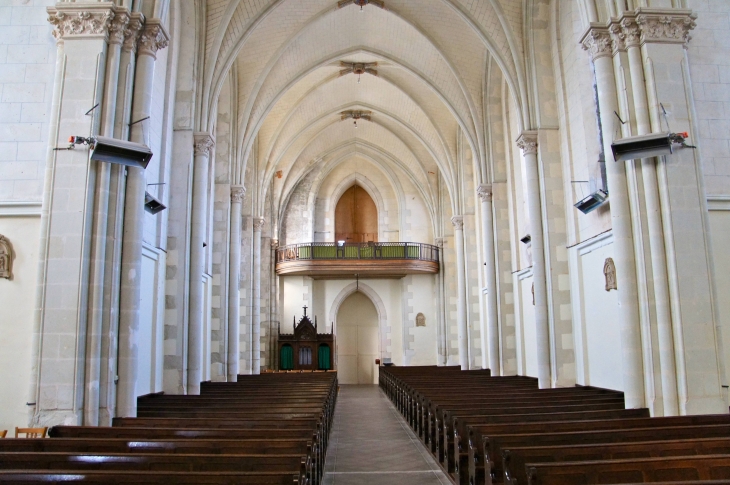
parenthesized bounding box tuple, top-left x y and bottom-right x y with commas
(404, 274, 437, 366)
(0, 215, 39, 431)
(708, 210, 730, 386)
(578, 241, 622, 391)
(0, 1, 56, 203)
(519, 275, 538, 377)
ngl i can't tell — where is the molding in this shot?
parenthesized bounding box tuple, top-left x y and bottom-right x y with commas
(707, 195, 730, 211)
(635, 8, 696, 47)
(575, 230, 614, 256)
(0, 201, 42, 217)
(47, 3, 116, 42)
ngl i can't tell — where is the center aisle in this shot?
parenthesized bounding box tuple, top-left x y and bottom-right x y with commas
(323, 385, 452, 485)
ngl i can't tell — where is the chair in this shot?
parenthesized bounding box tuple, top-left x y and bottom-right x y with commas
(0, 430, 6, 438)
(15, 427, 47, 438)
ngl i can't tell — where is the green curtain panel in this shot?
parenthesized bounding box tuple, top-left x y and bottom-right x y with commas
(318, 344, 331, 370)
(280, 345, 294, 370)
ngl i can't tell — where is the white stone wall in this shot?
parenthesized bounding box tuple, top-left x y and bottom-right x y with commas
(687, 0, 730, 196)
(0, 0, 56, 203)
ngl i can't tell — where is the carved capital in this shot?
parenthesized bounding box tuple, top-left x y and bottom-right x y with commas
(47, 5, 116, 43)
(253, 217, 266, 231)
(516, 131, 538, 156)
(477, 184, 493, 203)
(434, 237, 446, 248)
(108, 8, 131, 45)
(451, 216, 464, 230)
(608, 22, 626, 53)
(137, 18, 169, 59)
(635, 8, 696, 47)
(581, 25, 613, 61)
(231, 185, 246, 203)
(193, 133, 215, 157)
(270, 238, 279, 249)
(122, 13, 144, 52)
(0, 234, 13, 280)
(619, 15, 642, 49)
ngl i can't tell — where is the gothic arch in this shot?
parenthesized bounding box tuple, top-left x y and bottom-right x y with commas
(329, 282, 391, 360)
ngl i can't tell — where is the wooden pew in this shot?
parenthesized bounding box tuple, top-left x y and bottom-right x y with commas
(478, 422, 730, 485)
(0, 470, 303, 484)
(502, 436, 730, 485)
(525, 454, 730, 484)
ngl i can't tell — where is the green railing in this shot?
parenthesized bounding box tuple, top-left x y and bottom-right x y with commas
(276, 242, 439, 264)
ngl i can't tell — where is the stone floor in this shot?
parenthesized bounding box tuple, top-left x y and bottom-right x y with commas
(322, 385, 453, 485)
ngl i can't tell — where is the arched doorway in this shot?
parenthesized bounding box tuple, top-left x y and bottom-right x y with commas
(335, 185, 378, 243)
(336, 292, 379, 384)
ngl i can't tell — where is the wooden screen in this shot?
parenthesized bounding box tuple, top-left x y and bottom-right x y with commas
(335, 185, 378, 243)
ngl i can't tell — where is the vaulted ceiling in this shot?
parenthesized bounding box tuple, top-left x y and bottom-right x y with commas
(199, 0, 528, 221)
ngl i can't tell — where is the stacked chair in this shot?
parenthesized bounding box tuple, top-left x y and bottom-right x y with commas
(0, 372, 337, 484)
(381, 366, 730, 485)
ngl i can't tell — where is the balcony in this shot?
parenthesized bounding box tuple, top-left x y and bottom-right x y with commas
(275, 242, 440, 278)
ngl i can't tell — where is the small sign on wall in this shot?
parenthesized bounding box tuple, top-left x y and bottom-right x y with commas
(0, 235, 13, 280)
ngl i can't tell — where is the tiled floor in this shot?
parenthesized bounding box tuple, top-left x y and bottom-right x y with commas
(322, 385, 452, 485)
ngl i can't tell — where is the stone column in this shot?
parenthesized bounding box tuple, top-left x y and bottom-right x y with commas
(616, 15, 679, 415)
(84, 7, 130, 426)
(582, 26, 644, 408)
(435, 237, 448, 366)
(227, 186, 245, 381)
(187, 133, 215, 394)
(452, 216, 469, 370)
(33, 4, 113, 425)
(478, 184, 500, 374)
(517, 132, 551, 388)
(117, 19, 169, 417)
(251, 217, 266, 374)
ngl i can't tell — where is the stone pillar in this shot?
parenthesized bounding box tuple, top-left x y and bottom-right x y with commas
(582, 26, 644, 408)
(187, 133, 215, 394)
(117, 19, 169, 417)
(84, 8, 130, 426)
(516, 132, 550, 389)
(452, 216, 469, 370)
(227, 186, 245, 381)
(251, 217, 266, 374)
(434, 237, 448, 366)
(32, 4, 114, 425)
(616, 15, 679, 416)
(478, 184, 500, 374)
(637, 9, 726, 414)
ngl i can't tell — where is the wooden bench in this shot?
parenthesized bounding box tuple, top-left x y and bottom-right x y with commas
(0, 470, 304, 484)
(524, 454, 730, 484)
(502, 436, 730, 485)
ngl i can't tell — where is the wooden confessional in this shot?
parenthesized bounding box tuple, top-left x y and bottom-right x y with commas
(278, 307, 335, 371)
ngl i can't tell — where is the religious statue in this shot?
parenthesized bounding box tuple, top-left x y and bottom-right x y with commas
(604, 257, 617, 291)
(416, 313, 426, 327)
(0, 235, 13, 280)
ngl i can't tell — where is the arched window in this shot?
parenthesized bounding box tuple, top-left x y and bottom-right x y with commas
(318, 344, 331, 370)
(280, 344, 294, 370)
(335, 185, 378, 243)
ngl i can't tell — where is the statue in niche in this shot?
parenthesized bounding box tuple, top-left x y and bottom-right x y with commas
(0, 235, 13, 280)
(416, 313, 426, 327)
(604, 257, 617, 291)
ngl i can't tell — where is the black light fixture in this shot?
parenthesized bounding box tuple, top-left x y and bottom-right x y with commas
(574, 189, 609, 214)
(611, 132, 691, 162)
(520, 235, 531, 245)
(144, 192, 166, 214)
(65, 136, 153, 169)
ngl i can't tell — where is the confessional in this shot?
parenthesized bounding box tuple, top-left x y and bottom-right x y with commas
(278, 307, 335, 371)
